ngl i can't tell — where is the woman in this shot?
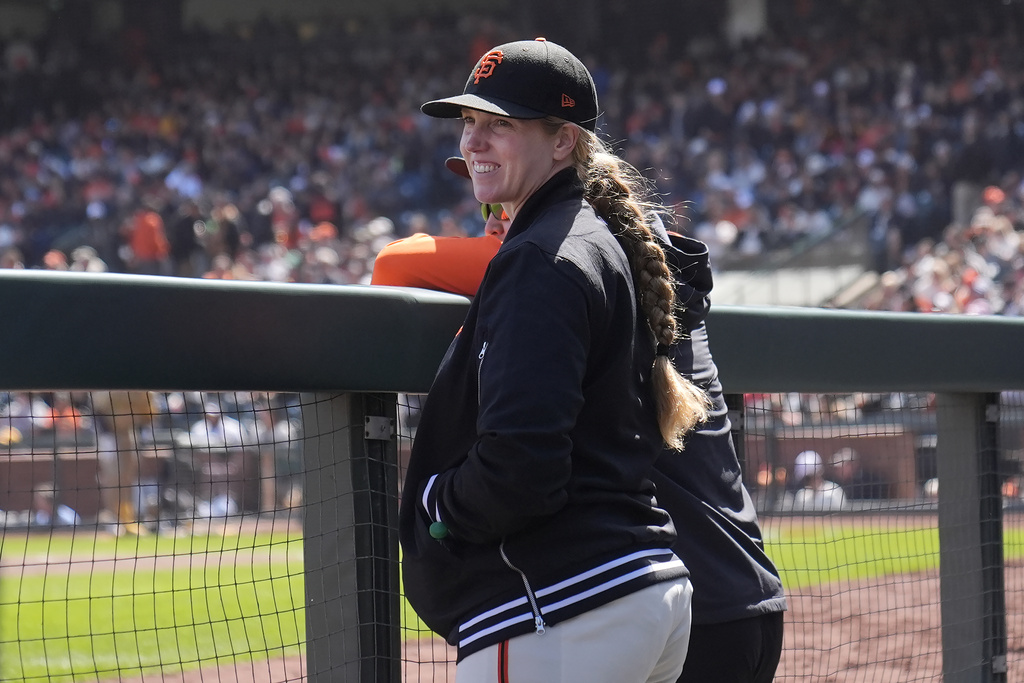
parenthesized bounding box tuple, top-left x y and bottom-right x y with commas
(399, 38, 709, 682)
(376, 162, 787, 682)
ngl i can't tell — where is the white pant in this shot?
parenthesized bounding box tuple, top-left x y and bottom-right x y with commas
(456, 577, 692, 683)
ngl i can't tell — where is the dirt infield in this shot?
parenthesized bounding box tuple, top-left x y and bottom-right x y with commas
(778, 562, 1023, 682)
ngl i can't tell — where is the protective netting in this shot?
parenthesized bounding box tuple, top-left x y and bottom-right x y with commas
(0, 390, 306, 683)
(745, 392, 1019, 682)
(2, 389, 1020, 682)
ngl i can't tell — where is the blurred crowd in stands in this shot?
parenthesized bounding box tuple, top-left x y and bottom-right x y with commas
(0, 3, 1020, 315)
(0, 389, 304, 530)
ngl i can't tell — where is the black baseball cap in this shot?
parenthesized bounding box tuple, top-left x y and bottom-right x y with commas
(422, 38, 599, 131)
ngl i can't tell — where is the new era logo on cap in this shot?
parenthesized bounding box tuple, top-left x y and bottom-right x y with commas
(561, 94, 576, 108)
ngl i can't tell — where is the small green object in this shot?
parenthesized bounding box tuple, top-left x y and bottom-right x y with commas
(429, 522, 449, 539)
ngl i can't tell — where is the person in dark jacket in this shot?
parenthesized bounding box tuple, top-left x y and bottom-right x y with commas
(399, 38, 711, 682)
(379, 159, 787, 683)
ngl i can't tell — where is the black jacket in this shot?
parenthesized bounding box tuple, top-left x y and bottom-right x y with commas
(656, 229, 787, 624)
(399, 169, 687, 660)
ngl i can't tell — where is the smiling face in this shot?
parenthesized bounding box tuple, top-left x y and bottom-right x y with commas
(459, 109, 578, 220)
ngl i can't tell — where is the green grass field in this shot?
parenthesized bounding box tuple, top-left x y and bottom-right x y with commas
(0, 530, 305, 683)
(767, 521, 942, 589)
(767, 519, 1024, 590)
(3, 520, 1024, 682)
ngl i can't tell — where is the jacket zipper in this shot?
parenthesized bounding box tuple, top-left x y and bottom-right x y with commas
(499, 540, 547, 634)
(477, 341, 488, 406)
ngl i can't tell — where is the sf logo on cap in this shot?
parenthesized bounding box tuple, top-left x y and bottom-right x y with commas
(473, 50, 503, 83)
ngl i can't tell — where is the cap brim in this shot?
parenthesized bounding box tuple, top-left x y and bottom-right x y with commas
(421, 94, 545, 120)
(445, 157, 470, 179)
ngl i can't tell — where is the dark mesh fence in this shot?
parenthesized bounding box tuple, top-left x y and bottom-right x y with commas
(742, 391, 1021, 681)
(397, 393, 456, 682)
(1005, 397, 1024, 683)
(0, 390, 307, 683)
(744, 392, 943, 681)
(395, 391, 1021, 682)
(2, 389, 1020, 682)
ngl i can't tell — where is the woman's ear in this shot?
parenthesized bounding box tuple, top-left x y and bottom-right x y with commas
(552, 123, 580, 162)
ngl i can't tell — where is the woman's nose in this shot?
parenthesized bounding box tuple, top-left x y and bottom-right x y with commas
(462, 126, 487, 152)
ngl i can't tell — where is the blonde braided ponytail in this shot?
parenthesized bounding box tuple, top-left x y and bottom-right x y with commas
(567, 125, 710, 449)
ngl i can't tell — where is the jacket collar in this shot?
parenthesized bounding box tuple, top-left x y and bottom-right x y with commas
(497, 166, 714, 330)
(504, 168, 584, 243)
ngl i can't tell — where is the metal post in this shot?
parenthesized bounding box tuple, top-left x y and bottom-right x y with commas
(936, 392, 1007, 682)
(303, 392, 400, 683)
